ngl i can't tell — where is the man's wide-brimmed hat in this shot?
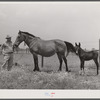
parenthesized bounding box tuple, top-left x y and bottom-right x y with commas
(6, 35, 11, 39)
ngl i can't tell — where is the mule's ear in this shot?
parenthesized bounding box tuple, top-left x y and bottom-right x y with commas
(79, 42, 81, 47)
(75, 42, 77, 46)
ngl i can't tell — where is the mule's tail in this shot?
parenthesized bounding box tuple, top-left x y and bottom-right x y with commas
(64, 41, 76, 53)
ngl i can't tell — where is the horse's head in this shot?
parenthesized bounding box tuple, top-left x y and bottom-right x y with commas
(75, 42, 81, 55)
(13, 30, 26, 48)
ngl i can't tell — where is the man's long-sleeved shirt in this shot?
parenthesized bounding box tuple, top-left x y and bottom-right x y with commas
(1, 42, 13, 55)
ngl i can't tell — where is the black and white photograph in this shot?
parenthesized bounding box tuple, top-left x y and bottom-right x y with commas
(0, 1, 100, 98)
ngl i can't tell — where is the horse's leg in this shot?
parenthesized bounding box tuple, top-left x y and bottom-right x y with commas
(57, 53, 63, 71)
(41, 56, 44, 68)
(79, 60, 82, 75)
(82, 61, 85, 75)
(32, 53, 40, 71)
(93, 58, 99, 75)
(79, 59, 84, 75)
(63, 56, 69, 72)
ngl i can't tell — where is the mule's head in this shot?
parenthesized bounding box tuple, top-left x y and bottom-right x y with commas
(75, 42, 81, 55)
(13, 30, 25, 48)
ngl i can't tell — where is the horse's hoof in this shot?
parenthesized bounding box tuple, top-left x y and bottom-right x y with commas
(33, 69, 37, 71)
(68, 70, 71, 72)
(38, 70, 41, 72)
(97, 71, 99, 75)
(81, 72, 85, 76)
(79, 71, 82, 75)
(66, 70, 71, 72)
(33, 69, 41, 72)
(58, 69, 61, 72)
(33, 69, 35, 71)
(7, 68, 11, 71)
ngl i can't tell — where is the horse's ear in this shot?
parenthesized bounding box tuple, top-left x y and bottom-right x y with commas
(79, 42, 81, 47)
(18, 30, 21, 35)
(75, 43, 77, 46)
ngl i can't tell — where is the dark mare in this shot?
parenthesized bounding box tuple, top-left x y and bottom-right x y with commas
(75, 43, 99, 75)
(13, 30, 76, 72)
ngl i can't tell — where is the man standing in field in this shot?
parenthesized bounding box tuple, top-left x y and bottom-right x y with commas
(1, 35, 13, 71)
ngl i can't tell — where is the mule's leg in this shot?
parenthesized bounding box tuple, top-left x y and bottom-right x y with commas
(93, 58, 99, 75)
(63, 56, 69, 72)
(57, 53, 63, 71)
(33, 54, 40, 71)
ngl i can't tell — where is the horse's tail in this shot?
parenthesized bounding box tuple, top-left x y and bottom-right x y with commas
(64, 41, 76, 53)
(41, 56, 44, 68)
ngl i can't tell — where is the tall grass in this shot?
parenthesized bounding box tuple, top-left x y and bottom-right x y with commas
(0, 53, 99, 89)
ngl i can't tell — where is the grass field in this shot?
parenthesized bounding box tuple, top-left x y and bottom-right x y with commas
(0, 52, 100, 89)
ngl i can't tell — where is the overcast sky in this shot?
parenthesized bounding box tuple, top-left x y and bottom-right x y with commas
(0, 2, 100, 49)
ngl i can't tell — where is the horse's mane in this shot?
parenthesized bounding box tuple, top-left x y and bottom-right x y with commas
(22, 31, 36, 38)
